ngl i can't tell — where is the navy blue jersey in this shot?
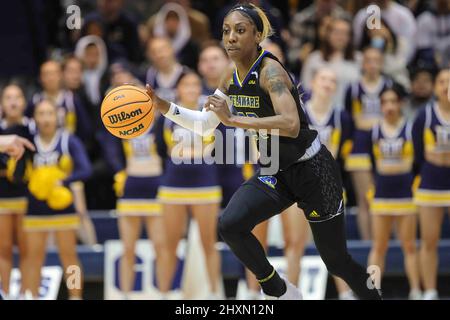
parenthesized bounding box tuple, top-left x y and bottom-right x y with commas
(227, 50, 317, 170)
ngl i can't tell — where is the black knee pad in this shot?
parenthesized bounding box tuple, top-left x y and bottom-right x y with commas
(218, 201, 251, 237)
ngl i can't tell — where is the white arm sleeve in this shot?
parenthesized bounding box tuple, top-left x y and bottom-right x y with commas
(164, 89, 232, 137)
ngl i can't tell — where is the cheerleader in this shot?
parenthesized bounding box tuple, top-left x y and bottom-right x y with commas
(146, 37, 190, 102)
(303, 67, 356, 299)
(23, 100, 92, 299)
(0, 84, 34, 299)
(105, 113, 171, 298)
(345, 47, 393, 240)
(412, 68, 450, 300)
(28, 60, 92, 143)
(157, 71, 222, 298)
(355, 83, 421, 299)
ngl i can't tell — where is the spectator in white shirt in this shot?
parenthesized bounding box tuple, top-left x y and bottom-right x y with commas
(415, 0, 450, 68)
(353, 0, 417, 63)
(301, 16, 361, 107)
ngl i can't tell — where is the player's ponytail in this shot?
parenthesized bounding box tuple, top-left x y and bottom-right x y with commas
(250, 4, 273, 42)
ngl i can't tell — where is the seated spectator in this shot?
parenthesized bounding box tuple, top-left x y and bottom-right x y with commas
(109, 60, 142, 89)
(83, 0, 142, 64)
(144, 37, 190, 103)
(81, 17, 105, 39)
(301, 16, 361, 107)
(415, 0, 450, 69)
(149, 2, 200, 70)
(288, 0, 350, 74)
(404, 67, 436, 120)
(147, 0, 212, 45)
(353, 0, 417, 63)
(74, 35, 109, 108)
(62, 56, 94, 124)
(359, 18, 410, 89)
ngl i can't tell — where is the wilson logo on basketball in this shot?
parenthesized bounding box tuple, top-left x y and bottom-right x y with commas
(108, 108, 143, 124)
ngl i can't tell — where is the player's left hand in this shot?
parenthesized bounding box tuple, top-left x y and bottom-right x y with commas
(205, 95, 233, 126)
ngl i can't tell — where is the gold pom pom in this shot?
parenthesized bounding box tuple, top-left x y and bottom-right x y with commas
(28, 166, 67, 201)
(242, 163, 255, 181)
(412, 175, 421, 193)
(47, 186, 73, 210)
(65, 112, 77, 134)
(113, 170, 127, 197)
(424, 128, 435, 147)
(6, 158, 17, 182)
(59, 154, 73, 175)
(29, 167, 52, 200)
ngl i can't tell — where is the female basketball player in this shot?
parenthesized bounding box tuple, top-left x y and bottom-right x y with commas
(353, 83, 421, 299)
(157, 71, 222, 299)
(0, 84, 33, 299)
(23, 100, 92, 299)
(146, 3, 381, 299)
(106, 114, 172, 298)
(412, 68, 450, 300)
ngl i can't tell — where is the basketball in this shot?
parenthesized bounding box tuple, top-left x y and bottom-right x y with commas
(100, 84, 154, 139)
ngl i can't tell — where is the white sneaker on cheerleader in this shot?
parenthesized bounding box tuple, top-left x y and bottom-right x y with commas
(263, 277, 302, 300)
(422, 289, 438, 300)
(408, 289, 422, 300)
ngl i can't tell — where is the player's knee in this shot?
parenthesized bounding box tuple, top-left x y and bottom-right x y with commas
(217, 213, 232, 238)
(218, 209, 246, 239)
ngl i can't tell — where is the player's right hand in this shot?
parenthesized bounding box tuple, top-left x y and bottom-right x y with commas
(145, 84, 170, 114)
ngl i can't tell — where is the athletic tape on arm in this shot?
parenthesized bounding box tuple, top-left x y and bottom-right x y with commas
(165, 89, 232, 136)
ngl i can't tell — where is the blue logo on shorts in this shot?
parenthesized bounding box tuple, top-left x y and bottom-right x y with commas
(258, 176, 277, 189)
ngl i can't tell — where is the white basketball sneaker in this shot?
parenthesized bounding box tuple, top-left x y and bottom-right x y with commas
(263, 277, 302, 300)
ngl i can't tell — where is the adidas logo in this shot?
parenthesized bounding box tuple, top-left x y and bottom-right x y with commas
(309, 210, 320, 218)
(173, 107, 180, 115)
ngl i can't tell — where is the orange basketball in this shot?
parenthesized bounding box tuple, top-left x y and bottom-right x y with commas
(100, 85, 154, 139)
